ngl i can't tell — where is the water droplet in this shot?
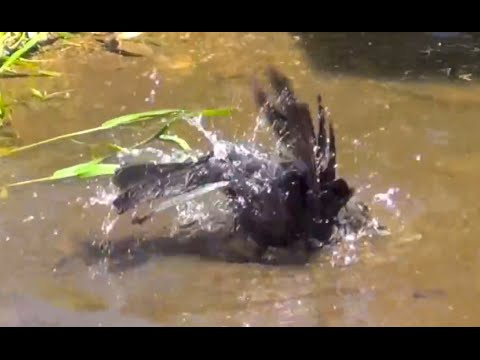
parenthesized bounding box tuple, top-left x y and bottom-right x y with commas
(22, 215, 34, 223)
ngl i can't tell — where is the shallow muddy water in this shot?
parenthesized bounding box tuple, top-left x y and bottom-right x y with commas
(0, 32, 479, 326)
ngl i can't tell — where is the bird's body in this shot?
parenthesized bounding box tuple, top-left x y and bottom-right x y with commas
(110, 68, 382, 261)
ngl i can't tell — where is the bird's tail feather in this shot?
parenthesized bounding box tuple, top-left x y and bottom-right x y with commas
(112, 154, 226, 215)
(253, 67, 317, 179)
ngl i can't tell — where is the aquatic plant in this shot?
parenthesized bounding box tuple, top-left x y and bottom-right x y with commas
(30, 88, 74, 101)
(0, 32, 232, 195)
(0, 107, 234, 195)
(0, 32, 74, 77)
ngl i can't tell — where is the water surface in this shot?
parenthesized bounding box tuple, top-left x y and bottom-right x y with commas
(0, 32, 478, 326)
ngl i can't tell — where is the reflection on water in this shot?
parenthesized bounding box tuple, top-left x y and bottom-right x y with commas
(0, 32, 479, 326)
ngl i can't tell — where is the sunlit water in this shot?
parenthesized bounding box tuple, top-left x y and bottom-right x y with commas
(0, 32, 479, 326)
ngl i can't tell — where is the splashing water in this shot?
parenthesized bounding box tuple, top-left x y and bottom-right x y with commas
(144, 69, 163, 105)
(88, 184, 118, 208)
(373, 187, 401, 209)
(83, 183, 121, 236)
(101, 211, 119, 236)
(187, 114, 273, 163)
(116, 147, 179, 167)
(186, 111, 389, 263)
(172, 191, 234, 237)
(187, 114, 221, 148)
(86, 107, 391, 264)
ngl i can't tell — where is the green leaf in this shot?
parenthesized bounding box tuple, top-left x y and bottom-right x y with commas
(201, 108, 235, 117)
(52, 159, 104, 179)
(37, 70, 61, 77)
(90, 142, 128, 159)
(4, 159, 120, 188)
(0, 104, 234, 190)
(15, 59, 40, 69)
(17, 58, 51, 63)
(158, 134, 192, 151)
(100, 109, 184, 129)
(0, 32, 47, 73)
(1, 107, 232, 157)
(50, 159, 119, 180)
(77, 164, 120, 178)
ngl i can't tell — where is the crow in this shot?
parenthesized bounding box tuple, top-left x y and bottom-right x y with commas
(110, 67, 384, 261)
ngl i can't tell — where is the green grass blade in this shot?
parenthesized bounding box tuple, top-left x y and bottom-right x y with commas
(0, 32, 47, 73)
(51, 159, 103, 179)
(4, 110, 185, 155)
(0, 105, 234, 188)
(130, 116, 183, 149)
(201, 108, 235, 117)
(4, 159, 120, 188)
(3, 126, 104, 156)
(77, 163, 119, 178)
(100, 109, 185, 129)
(37, 70, 62, 77)
(158, 134, 191, 151)
(4, 176, 56, 188)
(17, 58, 51, 63)
(0, 107, 233, 157)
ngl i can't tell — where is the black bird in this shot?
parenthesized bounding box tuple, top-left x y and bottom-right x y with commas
(110, 67, 383, 262)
